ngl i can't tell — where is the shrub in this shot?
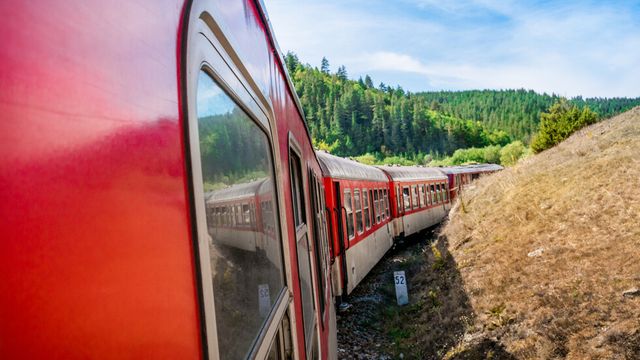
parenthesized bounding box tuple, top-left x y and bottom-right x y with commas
(531, 99, 598, 153)
(500, 141, 526, 166)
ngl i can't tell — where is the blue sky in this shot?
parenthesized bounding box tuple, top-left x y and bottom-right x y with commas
(264, 0, 640, 97)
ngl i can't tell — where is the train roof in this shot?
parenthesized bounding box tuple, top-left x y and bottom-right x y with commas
(377, 166, 447, 182)
(205, 178, 267, 204)
(316, 151, 388, 182)
(439, 164, 504, 175)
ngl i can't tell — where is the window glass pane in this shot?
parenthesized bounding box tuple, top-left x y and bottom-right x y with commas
(373, 190, 380, 223)
(384, 190, 390, 217)
(430, 185, 436, 204)
(309, 177, 326, 317)
(443, 183, 448, 201)
(411, 186, 418, 209)
(363, 190, 370, 229)
(369, 190, 375, 224)
(344, 190, 354, 238)
(419, 186, 426, 208)
(197, 71, 285, 360)
(297, 233, 315, 347)
(403, 187, 411, 210)
(354, 190, 363, 233)
(290, 152, 306, 227)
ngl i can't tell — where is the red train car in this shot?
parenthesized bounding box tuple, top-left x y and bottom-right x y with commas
(1, 1, 336, 359)
(379, 166, 451, 239)
(317, 152, 393, 298)
(441, 164, 504, 201)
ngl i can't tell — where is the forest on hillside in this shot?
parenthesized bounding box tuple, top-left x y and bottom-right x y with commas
(418, 90, 640, 142)
(284, 52, 640, 162)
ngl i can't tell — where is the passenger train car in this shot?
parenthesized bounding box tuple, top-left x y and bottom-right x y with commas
(316, 152, 393, 298)
(1, 0, 336, 359)
(441, 164, 504, 201)
(380, 166, 451, 239)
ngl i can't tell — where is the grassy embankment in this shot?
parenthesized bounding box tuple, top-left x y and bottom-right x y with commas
(389, 107, 640, 359)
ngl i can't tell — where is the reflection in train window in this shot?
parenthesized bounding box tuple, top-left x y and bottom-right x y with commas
(196, 71, 285, 360)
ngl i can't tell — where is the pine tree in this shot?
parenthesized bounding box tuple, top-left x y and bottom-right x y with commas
(321, 57, 330, 74)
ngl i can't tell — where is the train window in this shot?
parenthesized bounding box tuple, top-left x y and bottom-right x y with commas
(290, 151, 306, 228)
(430, 184, 436, 204)
(403, 187, 411, 211)
(290, 151, 315, 355)
(436, 184, 442, 203)
(363, 190, 371, 229)
(373, 190, 380, 223)
(384, 190, 390, 218)
(308, 174, 327, 319)
(443, 183, 448, 201)
(344, 189, 355, 239)
(194, 71, 286, 360)
(243, 204, 251, 225)
(419, 185, 426, 208)
(411, 185, 419, 209)
(397, 186, 401, 213)
(376, 189, 384, 222)
(354, 189, 363, 234)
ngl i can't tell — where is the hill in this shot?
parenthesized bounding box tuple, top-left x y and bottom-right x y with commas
(437, 107, 640, 358)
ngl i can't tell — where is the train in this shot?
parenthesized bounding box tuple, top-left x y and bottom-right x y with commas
(0, 1, 501, 359)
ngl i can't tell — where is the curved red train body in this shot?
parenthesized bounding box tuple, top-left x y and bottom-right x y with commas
(1, 0, 335, 359)
(0, 1, 502, 358)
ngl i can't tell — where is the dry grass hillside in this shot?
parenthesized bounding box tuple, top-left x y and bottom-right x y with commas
(441, 107, 640, 359)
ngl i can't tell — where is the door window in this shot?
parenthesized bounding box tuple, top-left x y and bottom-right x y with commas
(195, 71, 285, 360)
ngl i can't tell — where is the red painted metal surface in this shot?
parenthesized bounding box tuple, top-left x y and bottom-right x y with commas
(1, 0, 336, 358)
(0, 1, 202, 358)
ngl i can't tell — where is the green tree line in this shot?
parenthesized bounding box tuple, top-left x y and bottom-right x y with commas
(285, 53, 511, 159)
(285, 52, 640, 164)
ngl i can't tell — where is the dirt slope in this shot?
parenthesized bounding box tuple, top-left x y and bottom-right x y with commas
(439, 107, 640, 359)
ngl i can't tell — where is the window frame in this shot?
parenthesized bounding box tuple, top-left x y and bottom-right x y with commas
(184, 16, 293, 360)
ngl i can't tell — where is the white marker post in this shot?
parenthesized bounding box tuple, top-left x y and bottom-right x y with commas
(394, 271, 409, 306)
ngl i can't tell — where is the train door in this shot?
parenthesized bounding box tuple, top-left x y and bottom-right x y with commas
(289, 146, 319, 360)
(332, 181, 349, 300)
(185, 10, 296, 359)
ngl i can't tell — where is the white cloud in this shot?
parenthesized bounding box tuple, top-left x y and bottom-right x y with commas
(264, 0, 640, 97)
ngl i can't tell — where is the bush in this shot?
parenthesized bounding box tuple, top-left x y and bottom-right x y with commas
(500, 141, 526, 166)
(531, 99, 598, 153)
(353, 153, 377, 165)
(448, 145, 502, 165)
